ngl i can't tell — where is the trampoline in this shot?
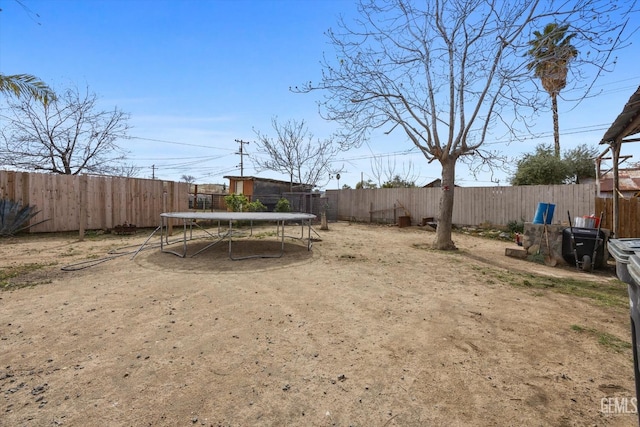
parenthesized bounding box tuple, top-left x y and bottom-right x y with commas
(151, 212, 316, 260)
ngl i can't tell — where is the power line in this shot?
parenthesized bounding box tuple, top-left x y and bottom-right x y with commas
(13, 0, 42, 25)
(133, 155, 224, 161)
(124, 85, 640, 181)
(128, 136, 235, 151)
(193, 166, 241, 182)
(144, 155, 234, 170)
(326, 121, 618, 165)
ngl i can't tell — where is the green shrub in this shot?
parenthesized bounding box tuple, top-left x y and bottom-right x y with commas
(224, 193, 249, 212)
(248, 199, 267, 212)
(506, 218, 525, 234)
(274, 198, 291, 212)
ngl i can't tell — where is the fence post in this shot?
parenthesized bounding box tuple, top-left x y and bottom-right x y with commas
(19, 172, 28, 205)
(79, 174, 88, 240)
(165, 181, 175, 235)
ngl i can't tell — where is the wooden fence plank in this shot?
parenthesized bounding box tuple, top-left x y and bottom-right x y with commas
(328, 184, 599, 228)
(595, 197, 639, 238)
(0, 171, 188, 233)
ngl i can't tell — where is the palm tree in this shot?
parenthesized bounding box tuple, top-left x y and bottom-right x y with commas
(0, 73, 56, 104)
(527, 23, 578, 158)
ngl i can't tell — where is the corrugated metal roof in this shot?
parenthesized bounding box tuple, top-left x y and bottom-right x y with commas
(599, 168, 640, 192)
(600, 85, 640, 144)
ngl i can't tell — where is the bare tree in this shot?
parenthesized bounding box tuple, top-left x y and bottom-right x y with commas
(181, 174, 196, 184)
(113, 163, 141, 178)
(294, 0, 635, 249)
(181, 174, 196, 193)
(370, 155, 419, 188)
(0, 85, 130, 175)
(252, 117, 343, 190)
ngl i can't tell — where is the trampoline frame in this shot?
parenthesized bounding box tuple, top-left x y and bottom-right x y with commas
(156, 212, 316, 260)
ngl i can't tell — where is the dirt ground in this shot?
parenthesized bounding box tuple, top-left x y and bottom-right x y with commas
(0, 221, 637, 426)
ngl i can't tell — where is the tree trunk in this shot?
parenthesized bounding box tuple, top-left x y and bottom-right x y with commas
(552, 92, 560, 158)
(435, 158, 457, 250)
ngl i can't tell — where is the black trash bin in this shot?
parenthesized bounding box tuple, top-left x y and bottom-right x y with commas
(561, 227, 606, 269)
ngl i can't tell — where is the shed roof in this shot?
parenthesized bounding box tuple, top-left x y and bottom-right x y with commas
(600, 85, 640, 144)
(224, 175, 308, 187)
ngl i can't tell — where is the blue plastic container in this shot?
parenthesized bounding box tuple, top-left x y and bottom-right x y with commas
(532, 203, 555, 224)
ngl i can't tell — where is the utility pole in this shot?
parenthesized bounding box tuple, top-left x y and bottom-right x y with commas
(151, 164, 156, 180)
(234, 139, 250, 177)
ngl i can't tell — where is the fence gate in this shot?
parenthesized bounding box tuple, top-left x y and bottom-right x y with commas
(595, 197, 640, 238)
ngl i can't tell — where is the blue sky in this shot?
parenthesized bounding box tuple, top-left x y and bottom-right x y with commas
(1, 0, 639, 189)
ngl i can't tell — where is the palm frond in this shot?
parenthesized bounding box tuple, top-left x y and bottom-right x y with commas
(0, 73, 56, 105)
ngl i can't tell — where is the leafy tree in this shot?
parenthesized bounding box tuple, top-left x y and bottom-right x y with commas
(0, 85, 130, 175)
(511, 145, 569, 185)
(563, 144, 598, 184)
(382, 175, 415, 188)
(510, 143, 597, 185)
(253, 117, 343, 190)
(356, 179, 377, 189)
(294, 0, 633, 250)
(0, 73, 55, 105)
(527, 23, 578, 158)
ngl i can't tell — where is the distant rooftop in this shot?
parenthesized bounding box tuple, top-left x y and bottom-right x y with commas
(223, 175, 308, 187)
(599, 168, 640, 192)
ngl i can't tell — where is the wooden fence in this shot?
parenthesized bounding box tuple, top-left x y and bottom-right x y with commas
(326, 184, 597, 228)
(595, 197, 640, 238)
(0, 171, 189, 233)
(3, 171, 637, 237)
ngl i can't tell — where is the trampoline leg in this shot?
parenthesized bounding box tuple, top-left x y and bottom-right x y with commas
(132, 225, 162, 259)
